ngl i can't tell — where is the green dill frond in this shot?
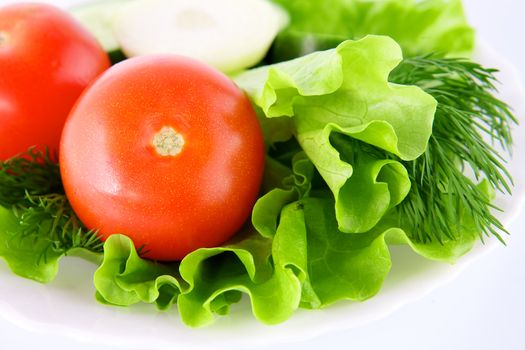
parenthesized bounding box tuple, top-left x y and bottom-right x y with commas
(390, 56, 517, 243)
(11, 194, 104, 260)
(0, 148, 63, 208)
(1, 149, 103, 262)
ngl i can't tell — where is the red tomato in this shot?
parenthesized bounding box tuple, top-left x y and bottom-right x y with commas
(0, 3, 110, 160)
(60, 55, 265, 261)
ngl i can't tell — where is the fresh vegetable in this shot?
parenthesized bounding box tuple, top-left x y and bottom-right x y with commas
(0, 0, 518, 329)
(70, 0, 131, 64)
(389, 56, 515, 243)
(59, 55, 265, 261)
(236, 35, 514, 249)
(92, 35, 515, 327)
(112, 0, 288, 73)
(268, 0, 474, 62)
(0, 3, 110, 160)
(236, 35, 437, 235)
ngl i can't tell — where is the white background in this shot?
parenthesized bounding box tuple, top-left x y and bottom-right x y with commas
(0, 0, 524, 349)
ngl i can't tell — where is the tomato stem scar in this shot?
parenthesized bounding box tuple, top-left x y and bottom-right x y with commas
(152, 126, 185, 156)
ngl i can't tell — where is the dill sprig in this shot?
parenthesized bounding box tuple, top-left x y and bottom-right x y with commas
(12, 193, 104, 263)
(0, 148, 62, 208)
(1, 149, 103, 261)
(389, 56, 517, 243)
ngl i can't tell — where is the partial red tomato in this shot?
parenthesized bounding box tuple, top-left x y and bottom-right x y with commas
(0, 3, 110, 160)
(60, 55, 265, 261)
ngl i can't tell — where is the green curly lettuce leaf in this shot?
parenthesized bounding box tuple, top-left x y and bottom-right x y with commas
(94, 229, 302, 327)
(0, 206, 102, 283)
(0, 206, 64, 283)
(258, 148, 488, 264)
(273, 196, 393, 308)
(94, 234, 183, 309)
(235, 35, 436, 233)
(177, 229, 300, 327)
(270, 0, 474, 59)
(252, 152, 314, 238)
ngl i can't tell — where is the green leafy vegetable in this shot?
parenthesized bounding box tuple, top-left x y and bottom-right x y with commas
(0, 148, 62, 208)
(272, 196, 393, 308)
(0, 206, 64, 283)
(95, 228, 302, 327)
(237, 35, 515, 247)
(269, 0, 474, 62)
(0, 202, 102, 283)
(389, 56, 516, 243)
(0, 149, 103, 282)
(94, 234, 182, 308)
(235, 35, 437, 234)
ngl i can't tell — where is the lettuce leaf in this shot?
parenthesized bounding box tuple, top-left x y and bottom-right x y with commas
(0, 206, 64, 283)
(273, 196, 393, 308)
(235, 35, 436, 233)
(270, 0, 475, 58)
(94, 234, 182, 308)
(0, 206, 101, 283)
(94, 229, 302, 327)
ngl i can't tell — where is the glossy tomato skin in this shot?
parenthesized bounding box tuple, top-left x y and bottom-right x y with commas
(0, 3, 110, 160)
(60, 55, 265, 261)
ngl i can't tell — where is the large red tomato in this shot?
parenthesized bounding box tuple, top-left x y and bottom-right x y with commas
(0, 3, 110, 160)
(60, 55, 265, 261)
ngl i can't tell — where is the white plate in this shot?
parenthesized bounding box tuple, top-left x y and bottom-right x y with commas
(1, 41, 525, 350)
